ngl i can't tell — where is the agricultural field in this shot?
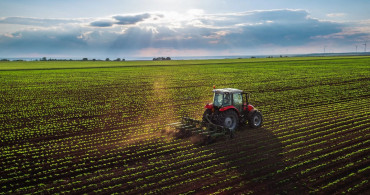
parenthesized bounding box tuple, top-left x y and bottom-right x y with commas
(0, 56, 369, 194)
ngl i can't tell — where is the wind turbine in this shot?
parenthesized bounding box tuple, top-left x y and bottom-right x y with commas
(364, 41, 367, 52)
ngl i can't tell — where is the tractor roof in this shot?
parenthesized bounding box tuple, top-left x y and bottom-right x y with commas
(213, 88, 243, 94)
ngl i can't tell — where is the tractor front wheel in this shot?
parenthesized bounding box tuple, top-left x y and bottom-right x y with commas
(219, 110, 239, 131)
(248, 111, 263, 128)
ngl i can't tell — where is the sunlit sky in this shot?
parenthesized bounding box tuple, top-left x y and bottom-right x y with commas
(1, 0, 369, 58)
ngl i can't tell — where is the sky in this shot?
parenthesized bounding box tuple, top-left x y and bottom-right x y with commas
(0, 0, 369, 59)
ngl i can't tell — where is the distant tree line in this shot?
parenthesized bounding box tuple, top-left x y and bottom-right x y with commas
(0, 58, 127, 62)
(153, 57, 171, 61)
(0, 57, 126, 61)
(0, 56, 292, 62)
(38, 57, 126, 61)
(1, 59, 25, 61)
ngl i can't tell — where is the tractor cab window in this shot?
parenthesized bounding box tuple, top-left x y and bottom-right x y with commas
(223, 93, 231, 106)
(233, 93, 243, 111)
(213, 93, 223, 107)
(213, 93, 231, 107)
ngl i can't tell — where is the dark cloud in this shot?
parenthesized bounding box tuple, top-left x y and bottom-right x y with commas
(89, 20, 114, 27)
(0, 30, 88, 56)
(90, 13, 152, 27)
(222, 18, 342, 47)
(113, 13, 151, 25)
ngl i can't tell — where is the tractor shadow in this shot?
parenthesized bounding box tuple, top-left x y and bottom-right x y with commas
(202, 126, 295, 194)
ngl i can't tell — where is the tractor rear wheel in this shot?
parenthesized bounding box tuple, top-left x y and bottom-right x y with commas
(248, 111, 263, 128)
(219, 110, 239, 131)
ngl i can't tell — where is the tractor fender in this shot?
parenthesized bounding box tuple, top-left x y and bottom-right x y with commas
(247, 104, 255, 111)
(219, 105, 240, 115)
(204, 103, 213, 110)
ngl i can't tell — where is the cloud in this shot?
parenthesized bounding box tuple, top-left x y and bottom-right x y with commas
(327, 13, 347, 18)
(1, 9, 369, 57)
(195, 9, 311, 28)
(0, 16, 84, 26)
(90, 13, 152, 27)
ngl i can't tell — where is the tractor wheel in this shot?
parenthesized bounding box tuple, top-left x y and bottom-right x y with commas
(202, 109, 213, 123)
(219, 110, 239, 131)
(248, 111, 263, 128)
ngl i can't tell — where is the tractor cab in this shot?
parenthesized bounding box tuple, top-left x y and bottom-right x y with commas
(212, 88, 244, 112)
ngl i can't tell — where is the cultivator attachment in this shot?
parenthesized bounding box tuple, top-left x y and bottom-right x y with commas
(168, 117, 234, 144)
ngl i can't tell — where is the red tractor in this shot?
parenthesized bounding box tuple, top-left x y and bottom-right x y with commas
(171, 87, 262, 142)
(202, 88, 263, 131)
